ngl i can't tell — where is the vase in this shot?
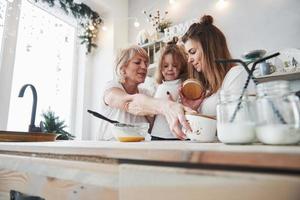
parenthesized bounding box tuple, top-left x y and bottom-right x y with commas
(155, 32, 164, 40)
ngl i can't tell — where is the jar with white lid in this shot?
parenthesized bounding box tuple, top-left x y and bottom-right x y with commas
(255, 81, 300, 145)
(217, 90, 256, 144)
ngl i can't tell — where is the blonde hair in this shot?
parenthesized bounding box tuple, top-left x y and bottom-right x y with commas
(155, 37, 188, 84)
(115, 45, 149, 83)
(182, 15, 233, 94)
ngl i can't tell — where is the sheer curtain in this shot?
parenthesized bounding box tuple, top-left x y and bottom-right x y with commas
(0, 0, 7, 59)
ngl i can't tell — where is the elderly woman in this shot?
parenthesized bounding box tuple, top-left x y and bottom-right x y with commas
(98, 45, 194, 140)
(180, 15, 255, 115)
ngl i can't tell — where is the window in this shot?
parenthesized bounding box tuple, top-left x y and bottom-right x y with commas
(7, 0, 76, 132)
(0, 0, 7, 51)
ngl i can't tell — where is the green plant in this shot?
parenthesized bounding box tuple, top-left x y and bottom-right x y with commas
(34, 0, 102, 54)
(42, 109, 75, 140)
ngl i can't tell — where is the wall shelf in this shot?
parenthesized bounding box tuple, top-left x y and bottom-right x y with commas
(140, 39, 164, 48)
(147, 63, 157, 77)
(256, 71, 300, 83)
(140, 40, 165, 77)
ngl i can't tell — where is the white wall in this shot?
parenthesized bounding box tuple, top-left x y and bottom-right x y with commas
(128, 0, 300, 92)
(128, 0, 300, 58)
(77, 0, 129, 140)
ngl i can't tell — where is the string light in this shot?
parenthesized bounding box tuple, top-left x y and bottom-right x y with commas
(216, 0, 228, 10)
(102, 26, 108, 31)
(88, 25, 95, 31)
(127, 17, 140, 28)
(134, 20, 140, 28)
(169, 0, 177, 5)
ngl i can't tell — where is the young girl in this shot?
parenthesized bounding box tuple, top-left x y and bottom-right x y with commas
(151, 37, 188, 140)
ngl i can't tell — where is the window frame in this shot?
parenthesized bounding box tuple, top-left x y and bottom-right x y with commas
(0, 0, 80, 135)
(0, 0, 8, 66)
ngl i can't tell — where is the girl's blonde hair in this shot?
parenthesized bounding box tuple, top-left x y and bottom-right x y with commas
(182, 15, 233, 94)
(155, 37, 188, 84)
(115, 45, 149, 83)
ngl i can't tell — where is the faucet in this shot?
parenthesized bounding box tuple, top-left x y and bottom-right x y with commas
(18, 84, 41, 132)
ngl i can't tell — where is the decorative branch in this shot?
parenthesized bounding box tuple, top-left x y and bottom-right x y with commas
(34, 0, 102, 54)
(143, 10, 172, 33)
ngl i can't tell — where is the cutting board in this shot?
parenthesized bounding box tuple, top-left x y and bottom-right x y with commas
(0, 131, 57, 142)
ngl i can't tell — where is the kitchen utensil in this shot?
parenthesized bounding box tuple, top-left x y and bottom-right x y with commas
(242, 49, 266, 61)
(258, 61, 276, 76)
(111, 125, 148, 142)
(87, 109, 149, 142)
(87, 109, 136, 127)
(182, 79, 203, 100)
(255, 80, 300, 145)
(217, 89, 256, 144)
(216, 52, 280, 123)
(184, 112, 217, 142)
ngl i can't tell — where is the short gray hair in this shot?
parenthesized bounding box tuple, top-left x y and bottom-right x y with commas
(115, 45, 149, 83)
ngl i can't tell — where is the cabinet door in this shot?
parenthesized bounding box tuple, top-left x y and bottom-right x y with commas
(0, 169, 118, 200)
(119, 164, 300, 200)
(0, 154, 119, 200)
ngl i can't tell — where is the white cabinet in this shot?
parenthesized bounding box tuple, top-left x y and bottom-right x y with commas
(141, 40, 165, 77)
(119, 164, 300, 200)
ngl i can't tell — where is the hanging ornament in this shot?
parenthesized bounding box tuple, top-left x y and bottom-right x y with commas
(34, 0, 103, 54)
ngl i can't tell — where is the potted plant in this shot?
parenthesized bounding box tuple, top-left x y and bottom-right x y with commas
(144, 10, 172, 38)
(41, 109, 75, 140)
(157, 19, 172, 33)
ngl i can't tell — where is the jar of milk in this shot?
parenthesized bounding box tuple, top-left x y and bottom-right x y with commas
(217, 90, 256, 144)
(255, 81, 300, 145)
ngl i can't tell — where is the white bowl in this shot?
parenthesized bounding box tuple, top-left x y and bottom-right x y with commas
(112, 123, 149, 142)
(185, 114, 217, 142)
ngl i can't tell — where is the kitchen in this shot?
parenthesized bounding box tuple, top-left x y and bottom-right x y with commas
(0, 0, 300, 199)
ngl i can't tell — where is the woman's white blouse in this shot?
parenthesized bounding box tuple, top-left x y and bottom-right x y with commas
(198, 66, 256, 116)
(98, 80, 149, 140)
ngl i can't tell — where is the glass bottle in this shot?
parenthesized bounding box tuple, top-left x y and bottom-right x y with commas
(217, 89, 256, 144)
(255, 81, 300, 145)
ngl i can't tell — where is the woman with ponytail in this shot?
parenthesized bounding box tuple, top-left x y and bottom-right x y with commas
(181, 15, 255, 116)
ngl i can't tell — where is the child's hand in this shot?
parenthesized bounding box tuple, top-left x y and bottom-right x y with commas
(178, 86, 205, 111)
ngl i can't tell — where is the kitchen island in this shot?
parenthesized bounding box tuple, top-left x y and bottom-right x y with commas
(0, 141, 299, 199)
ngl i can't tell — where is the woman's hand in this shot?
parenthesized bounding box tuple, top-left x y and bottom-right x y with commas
(178, 86, 205, 111)
(106, 88, 195, 139)
(161, 100, 196, 140)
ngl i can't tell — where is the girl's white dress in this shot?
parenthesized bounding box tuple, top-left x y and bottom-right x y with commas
(151, 79, 181, 139)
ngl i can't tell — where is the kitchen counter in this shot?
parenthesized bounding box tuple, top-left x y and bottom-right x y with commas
(0, 140, 299, 171)
(0, 141, 299, 200)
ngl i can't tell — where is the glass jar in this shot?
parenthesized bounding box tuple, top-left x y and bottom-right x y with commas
(255, 81, 300, 145)
(217, 89, 256, 144)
